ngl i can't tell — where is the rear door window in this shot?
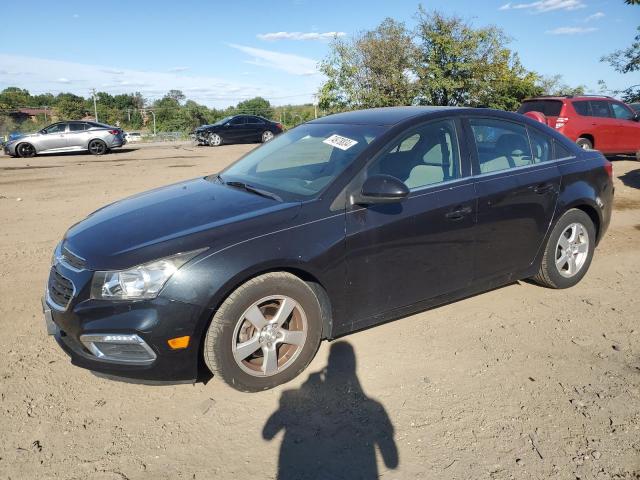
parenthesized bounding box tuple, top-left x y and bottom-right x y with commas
(517, 100, 563, 116)
(572, 101, 591, 116)
(469, 118, 533, 174)
(68, 122, 87, 132)
(248, 116, 266, 124)
(589, 101, 612, 118)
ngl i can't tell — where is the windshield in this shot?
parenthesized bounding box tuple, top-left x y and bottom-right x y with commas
(216, 123, 387, 200)
(213, 116, 233, 126)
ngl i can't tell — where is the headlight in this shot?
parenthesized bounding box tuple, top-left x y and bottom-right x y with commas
(90, 249, 206, 300)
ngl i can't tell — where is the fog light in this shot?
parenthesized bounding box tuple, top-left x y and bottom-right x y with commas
(167, 336, 190, 350)
(80, 334, 156, 364)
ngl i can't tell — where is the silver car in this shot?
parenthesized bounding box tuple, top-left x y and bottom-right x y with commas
(3, 121, 126, 157)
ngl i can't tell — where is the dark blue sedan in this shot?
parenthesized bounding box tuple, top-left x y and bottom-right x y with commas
(44, 107, 614, 391)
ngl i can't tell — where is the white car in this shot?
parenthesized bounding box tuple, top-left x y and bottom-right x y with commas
(125, 132, 143, 143)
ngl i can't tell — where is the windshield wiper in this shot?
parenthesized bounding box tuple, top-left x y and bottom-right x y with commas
(224, 181, 282, 202)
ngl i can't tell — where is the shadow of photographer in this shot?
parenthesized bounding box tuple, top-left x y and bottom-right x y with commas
(263, 341, 399, 479)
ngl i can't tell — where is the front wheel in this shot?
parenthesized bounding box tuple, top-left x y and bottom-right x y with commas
(532, 209, 596, 289)
(88, 139, 108, 155)
(208, 133, 222, 147)
(203, 272, 323, 392)
(16, 143, 36, 158)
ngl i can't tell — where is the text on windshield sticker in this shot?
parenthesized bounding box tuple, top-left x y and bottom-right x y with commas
(323, 134, 359, 151)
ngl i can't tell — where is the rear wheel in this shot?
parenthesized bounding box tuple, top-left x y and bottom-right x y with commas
(16, 142, 36, 158)
(576, 137, 593, 150)
(532, 209, 596, 289)
(88, 139, 107, 155)
(208, 133, 222, 147)
(203, 272, 323, 392)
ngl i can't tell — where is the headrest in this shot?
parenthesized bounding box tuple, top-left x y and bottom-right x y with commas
(496, 134, 528, 156)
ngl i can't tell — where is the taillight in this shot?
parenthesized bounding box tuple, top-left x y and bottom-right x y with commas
(276, 123, 283, 131)
(108, 129, 119, 135)
(554, 117, 569, 129)
(604, 160, 613, 179)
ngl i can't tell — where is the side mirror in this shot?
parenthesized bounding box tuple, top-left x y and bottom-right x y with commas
(39, 129, 47, 134)
(633, 113, 639, 122)
(355, 174, 409, 205)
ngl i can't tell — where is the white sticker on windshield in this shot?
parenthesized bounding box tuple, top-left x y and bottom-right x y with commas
(323, 134, 358, 151)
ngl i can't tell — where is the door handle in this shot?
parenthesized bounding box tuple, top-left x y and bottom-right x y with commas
(533, 183, 554, 194)
(445, 205, 472, 220)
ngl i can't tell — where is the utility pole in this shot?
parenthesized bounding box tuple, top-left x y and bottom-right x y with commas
(127, 108, 131, 122)
(149, 110, 156, 135)
(91, 88, 98, 122)
(43, 106, 48, 122)
(313, 94, 318, 119)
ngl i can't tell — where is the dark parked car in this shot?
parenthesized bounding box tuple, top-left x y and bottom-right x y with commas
(44, 107, 613, 391)
(194, 115, 283, 146)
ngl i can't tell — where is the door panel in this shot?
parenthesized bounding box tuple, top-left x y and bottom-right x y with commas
(66, 123, 90, 149)
(588, 101, 617, 153)
(467, 117, 560, 280)
(345, 117, 474, 327)
(345, 181, 475, 326)
(610, 102, 640, 152)
(37, 123, 68, 151)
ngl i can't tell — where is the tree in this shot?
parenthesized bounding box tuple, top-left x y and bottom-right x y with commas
(55, 93, 87, 119)
(537, 75, 586, 96)
(166, 89, 186, 103)
(601, 26, 640, 102)
(319, 18, 416, 110)
(413, 8, 540, 109)
(235, 97, 275, 118)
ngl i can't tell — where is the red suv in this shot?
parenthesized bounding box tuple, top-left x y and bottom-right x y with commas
(518, 95, 640, 157)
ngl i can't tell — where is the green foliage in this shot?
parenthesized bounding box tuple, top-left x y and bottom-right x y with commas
(600, 25, 640, 102)
(319, 18, 416, 110)
(537, 75, 586, 96)
(319, 8, 556, 112)
(233, 97, 274, 118)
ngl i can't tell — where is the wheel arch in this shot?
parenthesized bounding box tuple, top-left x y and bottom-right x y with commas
(15, 141, 38, 155)
(577, 133, 595, 147)
(557, 200, 602, 244)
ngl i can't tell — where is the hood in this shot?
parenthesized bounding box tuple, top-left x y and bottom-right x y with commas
(64, 178, 300, 270)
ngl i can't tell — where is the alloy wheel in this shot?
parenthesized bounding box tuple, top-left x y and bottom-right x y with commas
(17, 143, 35, 158)
(555, 222, 589, 278)
(88, 140, 106, 155)
(262, 131, 274, 142)
(209, 133, 222, 146)
(231, 295, 308, 377)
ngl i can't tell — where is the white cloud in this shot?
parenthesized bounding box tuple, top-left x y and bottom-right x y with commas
(257, 31, 346, 41)
(546, 26, 598, 34)
(0, 54, 308, 107)
(499, 0, 585, 12)
(584, 12, 605, 22)
(227, 44, 318, 75)
(168, 66, 189, 72)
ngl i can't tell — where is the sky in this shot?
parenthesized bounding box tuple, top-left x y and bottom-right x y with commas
(0, 0, 638, 108)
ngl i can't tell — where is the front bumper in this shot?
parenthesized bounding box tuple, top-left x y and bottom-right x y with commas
(43, 263, 212, 382)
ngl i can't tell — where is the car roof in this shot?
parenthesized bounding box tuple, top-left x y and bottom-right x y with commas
(523, 95, 614, 102)
(309, 106, 461, 126)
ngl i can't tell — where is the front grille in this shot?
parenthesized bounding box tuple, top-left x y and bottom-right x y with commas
(48, 267, 74, 310)
(61, 246, 85, 270)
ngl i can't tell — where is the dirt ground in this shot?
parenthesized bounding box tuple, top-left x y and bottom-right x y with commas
(0, 143, 639, 480)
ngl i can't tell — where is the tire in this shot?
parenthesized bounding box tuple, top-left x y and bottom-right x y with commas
(576, 137, 593, 150)
(261, 130, 274, 143)
(88, 139, 108, 155)
(208, 132, 222, 147)
(532, 209, 596, 289)
(16, 142, 36, 158)
(203, 272, 323, 392)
